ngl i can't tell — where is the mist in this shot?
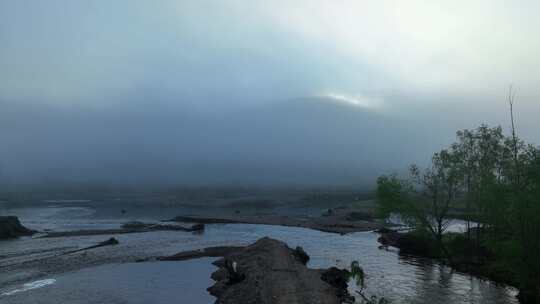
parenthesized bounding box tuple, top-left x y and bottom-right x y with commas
(1, 0, 539, 187)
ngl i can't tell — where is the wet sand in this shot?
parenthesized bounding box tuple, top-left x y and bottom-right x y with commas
(171, 209, 382, 234)
(40, 222, 204, 238)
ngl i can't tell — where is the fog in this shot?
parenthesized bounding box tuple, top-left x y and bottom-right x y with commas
(1, 1, 539, 187)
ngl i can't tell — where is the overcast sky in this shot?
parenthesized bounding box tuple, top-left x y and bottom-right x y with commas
(1, 1, 539, 187)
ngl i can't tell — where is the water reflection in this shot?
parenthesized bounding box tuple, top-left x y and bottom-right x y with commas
(396, 253, 516, 304)
(1, 206, 519, 304)
(1, 260, 216, 304)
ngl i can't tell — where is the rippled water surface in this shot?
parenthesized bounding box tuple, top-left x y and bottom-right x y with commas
(1, 260, 216, 304)
(1, 205, 518, 304)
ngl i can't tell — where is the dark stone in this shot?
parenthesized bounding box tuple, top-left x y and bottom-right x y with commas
(321, 267, 350, 290)
(211, 268, 229, 281)
(225, 259, 246, 284)
(0, 216, 35, 239)
(321, 267, 355, 303)
(213, 258, 226, 267)
(293, 246, 310, 265)
(207, 281, 227, 298)
(100, 237, 119, 246)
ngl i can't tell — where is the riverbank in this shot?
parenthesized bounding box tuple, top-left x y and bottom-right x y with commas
(1, 204, 520, 303)
(0, 216, 35, 239)
(377, 228, 535, 303)
(202, 237, 353, 304)
(171, 207, 382, 234)
(40, 222, 204, 238)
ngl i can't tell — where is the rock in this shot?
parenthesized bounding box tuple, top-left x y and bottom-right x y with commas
(211, 268, 229, 281)
(0, 216, 35, 239)
(224, 259, 246, 284)
(293, 246, 310, 265)
(320, 267, 350, 290)
(207, 237, 353, 304)
(321, 267, 355, 304)
(100, 237, 119, 246)
(213, 258, 226, 267)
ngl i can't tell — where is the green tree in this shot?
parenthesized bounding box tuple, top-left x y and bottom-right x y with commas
(377, 149, 462, 257)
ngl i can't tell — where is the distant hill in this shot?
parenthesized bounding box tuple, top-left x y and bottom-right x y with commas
(0, 97, 449, 187)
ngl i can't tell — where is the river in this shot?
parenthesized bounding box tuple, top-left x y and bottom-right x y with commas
(0, 204, 518, 304)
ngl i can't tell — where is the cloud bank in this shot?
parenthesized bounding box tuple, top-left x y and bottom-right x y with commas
(0, 1, 539, 186)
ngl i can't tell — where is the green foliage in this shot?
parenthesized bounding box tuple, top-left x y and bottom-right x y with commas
(376, 175, 411, 218)
(376, 120, 540, 300)
(377, 148, 464, 254)
(349, 260, 365, 288)
(349, 260, 391, 304)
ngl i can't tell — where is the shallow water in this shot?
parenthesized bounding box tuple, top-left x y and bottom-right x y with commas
(1, 205, 518, 304)
(1, 260, 216, 304)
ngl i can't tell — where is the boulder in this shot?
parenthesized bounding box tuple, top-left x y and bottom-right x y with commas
(320, 267, 350, 290)
(320, 267, 355, 303)
(293, 246, 310, 265)
(0, 216, 35, 239)
(207, 237, 353, 304)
